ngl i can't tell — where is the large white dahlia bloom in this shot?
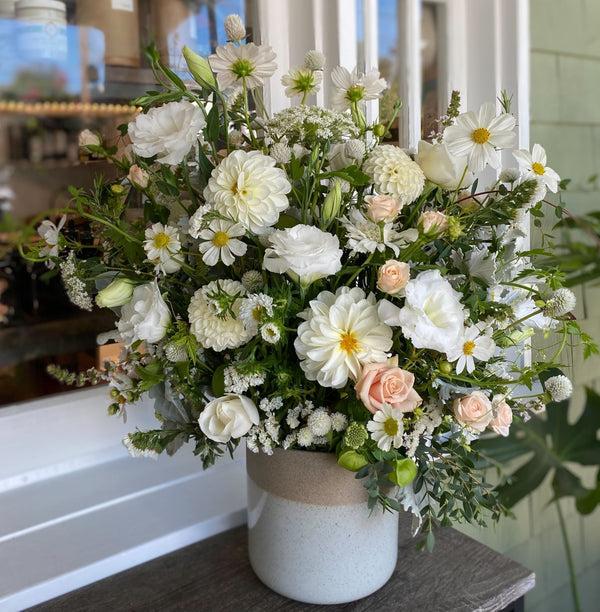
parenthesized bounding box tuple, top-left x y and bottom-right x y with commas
(363, 145, 425, 206)
(128, 101, 205, 165)
(204, 150, 291, 234)
(188, 280, 251, 351)
(294, 287, 393, 388)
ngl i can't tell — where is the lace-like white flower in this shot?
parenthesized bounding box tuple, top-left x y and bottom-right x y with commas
(443, 102, 516, 172)
(512, 143, 560, 200)
(446, 325, 496, 374)
(341, 207, 405, 256)
(59, 251, 93, 311)
(188, 280, 251, 351)
(544, 375, 573, 402)
(295, 287, 393, 388)
(128, 101, 205, 165)
(331, 66, 387, 110)
(367, 404, 404, 451)
(239, 293, 274, 335)
(143, 223, 183, 274)
(363, 145, 425, 205)
(197, 219, 247, 266)
(204, 150, 291, 234)
(209, 42, 277, 90)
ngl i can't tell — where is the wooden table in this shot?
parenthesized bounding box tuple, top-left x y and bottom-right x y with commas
(32, 525, 535, 612)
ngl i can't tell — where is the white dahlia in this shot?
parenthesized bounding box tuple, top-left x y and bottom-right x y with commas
(188, 280, 251, 351)
(363, 145, 425, 206)
(294, 287, 393, 389)
(204, 150, 291, 234)
(209, 42, 277, 90)
(128, 101, 205, 165)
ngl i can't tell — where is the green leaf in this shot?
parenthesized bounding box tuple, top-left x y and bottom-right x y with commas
(576, 471, 600, 514)
(211, 364, 226, 397)
(275, 213, 300, 229)
(136, 361, 165, 392)
(206, 98, 221, 143)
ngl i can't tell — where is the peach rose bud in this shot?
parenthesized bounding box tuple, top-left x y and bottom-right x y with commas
(355, 356, 422, 414)
(364, 194, 402, 222)
(127, 164, 149, 189)
(489, 395, 513, 437)
(452, 391, 493, 433)
(377, 260, 410, 295)
(419, 210, 449, 235)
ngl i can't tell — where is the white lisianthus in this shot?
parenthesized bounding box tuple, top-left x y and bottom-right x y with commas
(199, 394, 260, 443)
(446, 325, 496, 374)
(209, 42, 277, 90)
(331, 66, 387, 110)
(363, 145, 425, 206)
(204, 150, 291, 234)
(128, 100, 205, 165)
(415, 140, 473, 190)
(96, 277, 135, 308)
(263, 224, 342, 286)
(197, 219, 247, 266)
(117, 281, 171, 345)
(379, 270, 465, 354)
(294, 287, 393, 388)
(188, 280, 251, 351)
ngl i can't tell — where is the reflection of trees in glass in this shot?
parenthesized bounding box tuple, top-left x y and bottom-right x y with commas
(3, 69, 69, 102)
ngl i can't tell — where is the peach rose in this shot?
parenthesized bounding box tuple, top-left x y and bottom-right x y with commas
(127, 164, 149, 189)
(355, 356, 422, 414)
(364, 194, 402, 222)
(419, 210, 448, 234)
(452, 391, 493, 432)
(488, 395, 513, 437)
(377, 260, 410, 295)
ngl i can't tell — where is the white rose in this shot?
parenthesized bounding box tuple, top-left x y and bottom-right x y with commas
(117, 281, 171, 345)
(263, 224, 343, 286)
(416, 140, 474, 191)
(128, 101, 205, 165)
(199, 394, 259, 443)
(378, 269, 464, 354)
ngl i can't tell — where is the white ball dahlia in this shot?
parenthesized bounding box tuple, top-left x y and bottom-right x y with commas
(204, 150, 291, 234)
(188, 280, 251, 351)
(363, 145, 425, 206)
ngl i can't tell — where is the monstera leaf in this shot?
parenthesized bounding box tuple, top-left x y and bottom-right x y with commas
(476, 382, 600, 511)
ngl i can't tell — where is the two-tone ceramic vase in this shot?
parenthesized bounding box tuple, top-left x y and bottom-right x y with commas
(246, 447, 399, 605)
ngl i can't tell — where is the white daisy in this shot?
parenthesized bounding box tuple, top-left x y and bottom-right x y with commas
(512, 143, 560, 200)
(143, 223, 183, 274)
(341, 207, 404, 256)
(294, 286, 393, 389)
(446, 325, 496, 374)
(198, 219, 247, 266)
(331, 66, 387, 110)
(208, 42, 277, 90)
(239, 293, 274, 335)
(367, 404, 404, 452)
(443, 102, 516, 172)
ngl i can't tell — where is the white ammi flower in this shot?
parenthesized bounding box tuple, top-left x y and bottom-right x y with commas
(128, 101, 205, 165)
(143, 223, 183, 274)
(512, 143, 560, 200)
(197, 219, 247, 266)
(363, 145, 425, 206)
(209, 42, 277, 90)
(294, 287, 393, 389)
(367, 404, 404, 452)
(443, 102, 516, 172)
(331, 66, 387, 110)
(342, 207, 405, 257)
(188, 280, 251, 351)
(379, 270, 465, 354)
(446, 325, 496, 374)
(204, 150, 291, 234)
(199, 394, 259, 443)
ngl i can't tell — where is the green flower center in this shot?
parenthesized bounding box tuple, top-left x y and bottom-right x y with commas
(346, 84, 365, 103)
(293, 71, 316, 93)
(231, 58, 255, 78)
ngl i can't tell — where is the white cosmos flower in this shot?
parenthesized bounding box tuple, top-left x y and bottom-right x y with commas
(188, 280, 251, 351)
(38, 215, 66, 264)
(128, 101, 205, 165)
(512, 143, 560, 201)
(209, 42, 277, 90)
(143, 223, 183, 274)
(331, 66, 387, 110)
(443, 102, 516, 172)
(366, 404, 404, 452)
(341, 208, 405, 256)
(239, 293, 274, 335)
(294, 287, 393, 389)
(379, 270, 465, 354)
(198, 219, 247, 266)
(446, 325, 496, 374)
(281, 68, 322, 99)
(199, 394, 260, 443)
(204, 150, 291, 235)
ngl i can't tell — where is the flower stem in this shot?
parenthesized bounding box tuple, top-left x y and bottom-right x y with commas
(556, 499, 582, 612)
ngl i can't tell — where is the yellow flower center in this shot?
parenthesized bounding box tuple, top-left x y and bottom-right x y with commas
(463, 340, 476, 356)
(383, 417, 399, 436)
(252, 306, 263, 321)
(153, 232, 171, 249)
(339, 331, 359, 354)
(532, 162, 545, 175)
(212, 231, 230, 247)
(471, 127, 491, 144)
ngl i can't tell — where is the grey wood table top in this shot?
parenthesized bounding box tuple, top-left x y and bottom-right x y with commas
(32, 524, 535, 612)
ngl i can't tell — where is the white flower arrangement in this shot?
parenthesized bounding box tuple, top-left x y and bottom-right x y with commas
(29, 16, 596, 531)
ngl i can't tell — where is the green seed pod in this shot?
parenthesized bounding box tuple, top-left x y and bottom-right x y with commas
(337, 449, 369, 472)
(388, 458, 418, 487)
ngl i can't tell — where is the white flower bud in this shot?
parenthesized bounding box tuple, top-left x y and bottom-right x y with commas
(229, 129, 244, 147)
(270, 142, 292, 164)
(544, 375, 573, 402)
(224, 14, 246, 42)
(96, 277, 135, 308)
(127, 164, 149, 189)
(79, 129, 100, 148)
(543, 288, 576, 318)
(344, 138, 366, 160)
(303, 49, 326, 71)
